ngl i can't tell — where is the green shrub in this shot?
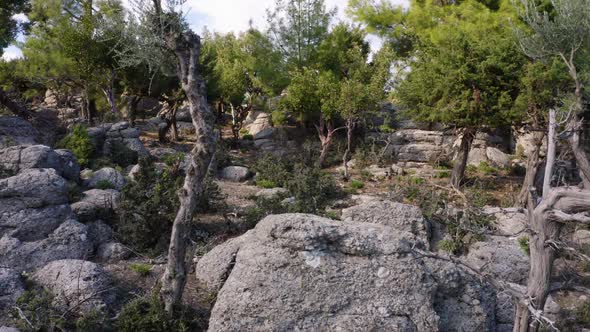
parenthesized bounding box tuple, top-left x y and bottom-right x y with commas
(67, 182, 84, 202)
(286, 163, 342, 214)
(271, 109, 287, 125)
(129, 263, 152, 276)
(435, 170, 451, 178)
(324, 210, 340, 220)
(252, 154, 292, 188)
(257, 179, 277, 189)
(242, 134, 254, 141)
(350, 180, 365, 190)
(14, 290, 61, 330)
(518, 236, 530, 256)
(437, 239, 460, 254)
(244, 196, 288, 227)
(162, 152, 185, 167)
(75, 309, 107, 332)
(409, 176, 425, 185)
(465, 185, 495, 208)
(116, 295, 201, 332)
(96, 179, 115, 190)
(115, 159, 183, 254)
(58, 124, 94, 167)
(574, 301, 590, 327)
(477, 161, 499, 175)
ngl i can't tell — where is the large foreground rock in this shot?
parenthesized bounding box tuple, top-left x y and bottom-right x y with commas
(197, 213, 496, 331)
(341, 200, 430, 246)
(34, 259, 115, 315)
(0, 168, 68, 209)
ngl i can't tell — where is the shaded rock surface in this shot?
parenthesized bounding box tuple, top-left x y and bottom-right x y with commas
(0, 220, 93, 272)
(0, 117, 39, 149)
(33, 259, 115, 315)
(464, 236, 529, 284)
(197, 211, 496, 332)
(85, 167, 126, 191)
(71, 189, 120, 222)
(0, 268, 24, 311)
(0, 145, 79, 181)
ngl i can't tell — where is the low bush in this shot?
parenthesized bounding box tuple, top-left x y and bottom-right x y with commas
(110, 140, 138, 168)
(286, 163, 342, 214)
(518, 236, 530, 256)
(129, 263, 152, 277)
(58, 124, 94, 167)
(252, 154, 292, 188)
(115, 294, 201, 332)
(350, 180, 365, 190)
(115, 158, 183, 254)
(96, 179, 115, 190)
(242, 134, 254, 141)
(257, 179, 277, 189)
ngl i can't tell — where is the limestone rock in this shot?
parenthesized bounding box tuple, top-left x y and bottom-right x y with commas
(0, 117, 39, 148)
(0, 219, 93, 272)
(341, 200, 430, 246)
(34, 259, 115, 315)
(85, 167, 126, 191)
(244, 111, 272, 136)
(0, 145, 79, 181)
(486, 147, 511, 168)
(464, 236, 529, 284)
(97, 242, 132, 262)
(253, 127, 276, 140)
(71, 189, 120, 222)
(0, 204, 73, 242)
(198, 213, 496, 332)
(0, 268, 24, 311)
(220, 166, 251, 182)
(0, 168, 68, 208)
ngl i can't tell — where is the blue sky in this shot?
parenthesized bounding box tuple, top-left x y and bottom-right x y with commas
(2, 0, 407, 61)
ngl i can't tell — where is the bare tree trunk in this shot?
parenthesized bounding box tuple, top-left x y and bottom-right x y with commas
(159, 31, 216, 313)
(451, 128, 476, 188)
(316, 116, 343, 168)
(513, 111, 590, 331)
(543, 110, 556, 197)
(0, 87, 33, 119)
(567, 116, 590, 189)
(102, 69, 118, 114)
(342, 118, 354, 179)
(517, 131, 544, 207)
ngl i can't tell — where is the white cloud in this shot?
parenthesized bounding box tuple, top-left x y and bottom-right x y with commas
(2, 45, 23, 61)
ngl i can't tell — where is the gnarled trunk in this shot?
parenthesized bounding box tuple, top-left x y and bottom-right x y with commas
(517, 131, 544, 207)
(451, 128, 476, 188)
(159, 31, 216, 313)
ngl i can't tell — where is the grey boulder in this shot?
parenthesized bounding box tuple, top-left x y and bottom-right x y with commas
(97, 242, 132, 262)
(71, 189, 120, 222)
(0, 219, 93, 272)
(33, 259, 115, 315)
(0, 268, 24, 311)
(197, 213, 496, 332)
(0, 116, 38, 148)
(85, 167, 126, 190)
(219, 166, 251, 182)
(341, 200, 430, 247)
(463, 236, 529, 284)
(0, 145, 80, 181)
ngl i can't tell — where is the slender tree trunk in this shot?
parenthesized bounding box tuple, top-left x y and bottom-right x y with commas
(0, 87, 33, 119)
(451, 128, 476, 188)
(160, 31, 216, 313)
(316, 116, 337, 168)
(128, 96, 140, 127)
(543, 110, 557, 197)
(342, 118, 354, 179)
(517, 131, 544, 207)
(102, 69, 117, 114)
